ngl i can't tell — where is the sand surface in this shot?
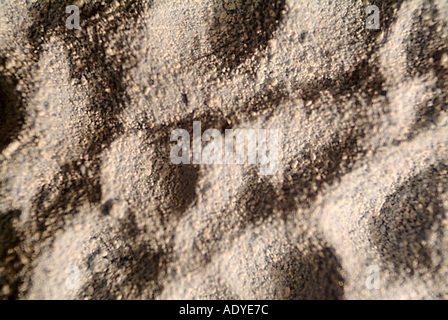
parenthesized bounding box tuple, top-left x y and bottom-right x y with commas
(1, 0, 448, 299)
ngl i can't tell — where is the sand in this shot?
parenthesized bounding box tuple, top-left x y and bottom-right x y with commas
(0, 0, 448, 299)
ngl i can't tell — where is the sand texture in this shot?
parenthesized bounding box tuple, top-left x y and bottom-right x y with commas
(1, 0, 448, 299)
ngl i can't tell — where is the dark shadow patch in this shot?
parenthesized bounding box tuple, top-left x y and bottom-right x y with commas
(369, 162, 448, 278)
(101, 199, 114, 216)
(147, 109, 231, 222)
(0, 210, 28, 300)
(298, 56, 389, 117)
(81, 243, 165, 299)
(207, 0, 286, 76)
(405, 1, 448, 134)
(228, 85, 289, 125)
(280, 129, 368, 214)
(192, 172, 282, 254)
(78, 211, 167, 299)
(405, 1, 445, 78)
(181, 93, 189, 106)
(0, 70, 25, 153)
(152, 161, 200, 222)
(271, 245, 344, 300)
(30, 159, 102, 242)
(236, 174, 278, 225)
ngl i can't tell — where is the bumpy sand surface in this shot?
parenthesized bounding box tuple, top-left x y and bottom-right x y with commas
(1, 0, 448, 299)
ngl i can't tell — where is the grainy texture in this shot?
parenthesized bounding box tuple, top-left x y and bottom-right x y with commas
(0, 0, 448, 300)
